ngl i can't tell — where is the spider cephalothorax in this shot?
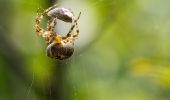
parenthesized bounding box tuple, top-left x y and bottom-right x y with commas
(35, 5, 81, 60)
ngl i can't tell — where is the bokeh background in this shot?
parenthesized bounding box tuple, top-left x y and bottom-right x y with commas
(0, 0, 170, 100)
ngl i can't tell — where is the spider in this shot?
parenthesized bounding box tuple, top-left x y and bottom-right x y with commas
(44, 4, 75, 23)
(35, 5, 81, 60)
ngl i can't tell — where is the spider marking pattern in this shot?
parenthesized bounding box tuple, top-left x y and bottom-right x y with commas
(35, 5, 81, 60)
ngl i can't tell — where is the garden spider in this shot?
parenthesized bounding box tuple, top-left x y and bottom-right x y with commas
(35, 5, 81, 60)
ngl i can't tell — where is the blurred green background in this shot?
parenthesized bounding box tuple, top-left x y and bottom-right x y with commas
(0, 0, 170, 100)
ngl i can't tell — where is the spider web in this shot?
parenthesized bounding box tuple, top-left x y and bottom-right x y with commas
(26, 0, 113, 100)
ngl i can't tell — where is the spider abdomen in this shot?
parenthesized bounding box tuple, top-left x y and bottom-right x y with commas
(46, 42, 74, 60)
(47, 7, 74, 23)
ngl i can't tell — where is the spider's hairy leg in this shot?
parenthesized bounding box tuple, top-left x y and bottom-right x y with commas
(71, 13, 81, 40)
(44, 4, 58, 14)
(35, 13, 46, 36)
(66, 12, 81, 39)
(46, 20, 51, 31)
(35, 10, 52, 38)
(47, 18, 57, 32)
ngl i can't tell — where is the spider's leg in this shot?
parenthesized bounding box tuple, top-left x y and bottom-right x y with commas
(37, 7, 44, 14)
(71, 13, 81, 40)
(35, 13, 46, 36)
(46, 20, 51, 31)
(47, 18, 57, 32)
(66, 12, 81, 38)
(35, 11, 51, 38)
(44, 4, 58, 14)
(50, 18, 57, 32)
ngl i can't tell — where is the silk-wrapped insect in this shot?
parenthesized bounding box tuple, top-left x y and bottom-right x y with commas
(44, 4, 75, 23)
